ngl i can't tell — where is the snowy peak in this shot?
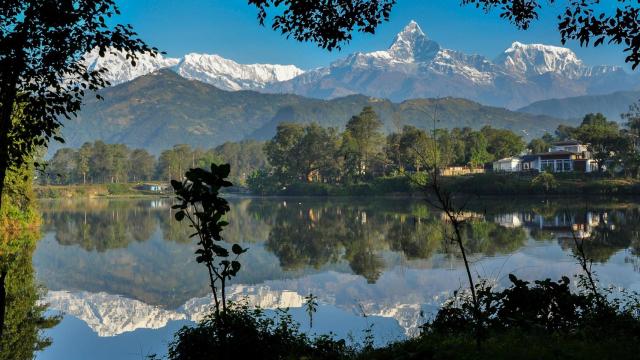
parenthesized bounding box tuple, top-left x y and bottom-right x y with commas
(175, 53, 304, 91)
(82, 49, 304, 91)
(82, 48, 179, 86)
(497, 41, 586, 78)
(388, 20, 440, 62)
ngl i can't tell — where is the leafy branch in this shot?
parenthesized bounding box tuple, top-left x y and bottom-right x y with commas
(171, 163, 247, 315)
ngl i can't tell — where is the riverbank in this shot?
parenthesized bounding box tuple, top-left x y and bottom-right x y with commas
(34, 183, 169, 199)
(250, 173, 640, 197)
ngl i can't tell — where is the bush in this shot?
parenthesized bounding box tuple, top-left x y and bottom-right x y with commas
(164, 305, 354, 360)
(106, 183, 131, 195)
(365, 275, 640, 360)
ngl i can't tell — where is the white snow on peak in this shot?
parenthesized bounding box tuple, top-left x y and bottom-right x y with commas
(44, 285, 305, 337)
(174, 53, 305, 91)
(81, 48, 304, 91)
(82, 48, 179, 86)
(497, 41, 587, 78)
(387, 20, 440, 62)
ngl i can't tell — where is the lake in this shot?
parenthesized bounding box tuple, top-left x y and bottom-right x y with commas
(32, 196, 640, 359)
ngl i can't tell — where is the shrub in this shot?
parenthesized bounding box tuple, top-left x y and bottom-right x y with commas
(165, 305, 354, 360)
(106, 183, 131, 195)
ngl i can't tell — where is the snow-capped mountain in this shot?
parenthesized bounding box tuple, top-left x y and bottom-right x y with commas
(496, 41, 588, 79)
(82, 48, 304, 90)
(82, 48, 180, 86)
(266, 21, 637, 109)
(175, 53, 304, 90)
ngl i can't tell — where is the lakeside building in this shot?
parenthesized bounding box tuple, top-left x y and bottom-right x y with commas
(493, 140, 598, 173)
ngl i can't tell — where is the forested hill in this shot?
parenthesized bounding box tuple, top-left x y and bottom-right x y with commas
(59, 69, 569, 154)
(518, 90, 640, 123)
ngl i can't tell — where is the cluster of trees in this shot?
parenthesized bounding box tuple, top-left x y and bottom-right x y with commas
(256, 106, 525, 188)
(43, 140, 267, 186)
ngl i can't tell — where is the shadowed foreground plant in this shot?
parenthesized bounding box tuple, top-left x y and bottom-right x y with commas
(171, 163, 247, 316)
(164, 304, 354, 360)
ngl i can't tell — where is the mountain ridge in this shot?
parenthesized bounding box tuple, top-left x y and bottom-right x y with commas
(82, 21, 638, 109)
(55, 70, 571, 155)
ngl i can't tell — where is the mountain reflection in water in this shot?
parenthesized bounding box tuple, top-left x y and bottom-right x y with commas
(33, 197, 640, 359)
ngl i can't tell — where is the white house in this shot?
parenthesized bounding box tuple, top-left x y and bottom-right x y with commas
(517, 140, 598, 173)
(492, 157, 521, 172)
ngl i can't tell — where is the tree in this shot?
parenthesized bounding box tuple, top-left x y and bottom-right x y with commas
(0, 1, 156, 212)
(295, 123, 340, 182)
(129, 149, 156, 182)
(481, 126, 525, 160)
(250, 1, 640, 69)
(341, 107, 385, 181)
(575, 113, 621, 171)
(77, 142, 93, 184)
(397, 126, 434, 172)
(215, 141, 268, 185)
(468, 132, 492, 167)
(264, 123, 305, 184)
(528, 138, 549, 154)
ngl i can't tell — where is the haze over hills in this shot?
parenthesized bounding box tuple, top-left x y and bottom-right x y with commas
(57, 70, 569, 154)
(518, 90, 640, 122)
(267, 21, 638, 109)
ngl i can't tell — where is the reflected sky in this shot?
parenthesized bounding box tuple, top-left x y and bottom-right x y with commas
(33, 197, 640, 359)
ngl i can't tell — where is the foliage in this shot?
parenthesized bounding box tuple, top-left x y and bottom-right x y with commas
(43, 141, 156, 184)
(165, 304, 354, 360)
(248, 0, 395, 51)
(43, 140, 269, 186)
(171, 163, 247, 315)
(0, 0, 155, 214)
(531, 172, 557, 192)
(0, 231, 60, 360)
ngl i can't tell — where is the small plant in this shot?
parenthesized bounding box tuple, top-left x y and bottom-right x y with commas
(304, 293, 319, 328)
(171, 163, 247, 315)
(531, 172, 558, 193)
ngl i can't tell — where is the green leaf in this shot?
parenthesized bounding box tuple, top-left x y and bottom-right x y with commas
(219, 164, 231, 178)
(174, 211, 185, 221)
(231, 261, 241, 273)
(232, 244, 244, 255)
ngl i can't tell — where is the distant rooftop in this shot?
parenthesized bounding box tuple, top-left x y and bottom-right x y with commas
(552, 139, 582, 146)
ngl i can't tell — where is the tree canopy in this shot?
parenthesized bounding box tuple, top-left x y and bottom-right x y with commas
(0, 0, 156, 210)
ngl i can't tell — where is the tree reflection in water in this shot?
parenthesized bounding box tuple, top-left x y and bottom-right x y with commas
(39, 197, 640, 293)
(0, 230, 59, 360)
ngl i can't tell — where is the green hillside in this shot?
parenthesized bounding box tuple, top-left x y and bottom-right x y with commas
(57, 70, 570, 154)
(517, 90, 640, 122)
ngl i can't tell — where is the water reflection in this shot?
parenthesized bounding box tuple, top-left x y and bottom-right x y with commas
(0, 230, 59, 360)
(34, 197, 640, 358)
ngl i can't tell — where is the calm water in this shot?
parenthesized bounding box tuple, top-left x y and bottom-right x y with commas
(32, 196, 640, 359)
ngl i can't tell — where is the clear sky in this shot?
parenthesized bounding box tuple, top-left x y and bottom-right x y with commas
(115, 0, 632, 71)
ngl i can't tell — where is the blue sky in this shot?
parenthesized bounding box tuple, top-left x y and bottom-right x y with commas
(115, 0, 631, 70)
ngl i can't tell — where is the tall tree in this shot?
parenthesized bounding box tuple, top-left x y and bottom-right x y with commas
(296, 124, 341, 182)
(129, 149, 156, 182)
(265, 123, 305, 184)
(77, 142, 93, 184)
(341, 107, 385, 180)
(0, 0, 156, 212)
(575, 113, 621, 171)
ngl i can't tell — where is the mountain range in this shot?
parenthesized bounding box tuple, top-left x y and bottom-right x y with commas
(84, 21, 638, 110)
(58, 70, 569, 154)
(82, 47, 304, 91)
